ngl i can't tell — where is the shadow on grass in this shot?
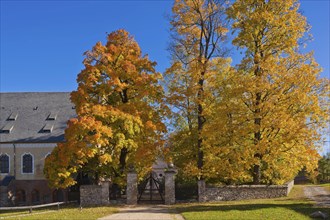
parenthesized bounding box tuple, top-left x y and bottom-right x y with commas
(312, 194, 330, 205)
(175, 203, 330, 218)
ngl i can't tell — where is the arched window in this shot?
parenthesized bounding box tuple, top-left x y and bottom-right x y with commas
(53, 189, 64, 202)
(0, 154, 9, 174)
(31, 189, 40, 204)
(22, 153, 33, 174)
(45, 153, 51, 159)
(16, 189, 26, 205)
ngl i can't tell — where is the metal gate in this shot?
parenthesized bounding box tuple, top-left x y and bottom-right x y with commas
(138, 171, 164, 203)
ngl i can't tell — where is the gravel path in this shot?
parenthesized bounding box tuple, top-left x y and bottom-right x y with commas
(98, 205, 184, 220)
(303, 186, 330, 207)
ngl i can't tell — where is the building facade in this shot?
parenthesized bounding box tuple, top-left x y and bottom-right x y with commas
(0, 92, 76, 206)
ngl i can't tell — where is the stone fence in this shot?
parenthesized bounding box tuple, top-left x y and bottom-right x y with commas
(80, 182, 109, 206)
(198, 180, 294, 202)
(0, 186, 11, 207)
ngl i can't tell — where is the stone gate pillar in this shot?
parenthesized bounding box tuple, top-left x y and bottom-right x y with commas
(126, 171, 138, 205)
(198, 179, 206, 202)
(165, 170, 176, 205)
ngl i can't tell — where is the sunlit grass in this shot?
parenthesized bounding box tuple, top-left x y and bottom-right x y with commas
(173, 185, 330, 220)
(1, 185, 329, 220)
(0, 204, 118, 220)
(0, 210, 29, 218)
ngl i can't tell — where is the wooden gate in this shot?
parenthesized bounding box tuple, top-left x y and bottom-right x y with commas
(138, 171, 164, 203)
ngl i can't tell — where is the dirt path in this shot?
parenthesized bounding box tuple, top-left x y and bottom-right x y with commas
(98, 205, 184, 220)
(304, 186, 330, 207)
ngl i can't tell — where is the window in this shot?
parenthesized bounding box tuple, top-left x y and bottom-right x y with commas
(16, 189, 26, 204)
(31, 189, 40, 203)
(7, 112, 18, 121)
(45, 153, 51, 159)
(53, 189, 64, 202)
(41, 124, 54, 133)
(47, 112, 57, 120)
(0, 124, 14, 133)
(45, 153, 51, 164)
(0, 154, 9, 174)
(22, 154, 33, 174)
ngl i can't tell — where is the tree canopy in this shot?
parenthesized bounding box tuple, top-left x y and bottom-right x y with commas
(167, 0, 329, 185)
(45, 0, 329, 188)
(202, 0, 329, 184)
(44, 30, 167, 188)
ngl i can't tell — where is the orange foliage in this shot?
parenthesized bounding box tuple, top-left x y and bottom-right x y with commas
(44, 30, 167, 188)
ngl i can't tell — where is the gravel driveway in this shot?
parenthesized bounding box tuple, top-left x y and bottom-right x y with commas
(304, 186, 330, 207)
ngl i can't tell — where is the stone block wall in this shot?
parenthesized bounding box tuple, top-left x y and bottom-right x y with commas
(80, 182, 109, 206)
(0, 186, 11, 207)
(199, 180, 294, 202)
(8, 180, 58, 205)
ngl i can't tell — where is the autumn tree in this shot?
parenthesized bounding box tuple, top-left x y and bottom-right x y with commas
(44, 30, 166, 188)
(317, 152, 330, 183)
(206, 0, 330, 184)
(166, 0, 229, 179)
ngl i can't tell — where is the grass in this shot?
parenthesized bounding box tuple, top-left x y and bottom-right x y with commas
(0, 204, 118, 220)
(1, 184, 329, 220)
(315, 183, 330, 193)
(300, 183, 330, 193)
(173, 185, 330, 220)
(318, 183, 330, 191)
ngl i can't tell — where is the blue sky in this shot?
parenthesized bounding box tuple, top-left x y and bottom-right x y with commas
(0, 1, 329, 152)
(1, 0, 329, 92)
(1, 0, 173, 92)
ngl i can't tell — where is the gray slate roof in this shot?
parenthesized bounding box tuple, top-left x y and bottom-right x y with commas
(0, 92, 77, 143)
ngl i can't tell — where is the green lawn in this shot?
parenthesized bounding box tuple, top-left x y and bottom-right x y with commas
(1, 185, 329, 220)
(318, 183, 330, 192)
(173, 185, 330, 220)
(0, 204, 118, 220)
(300, 183, 330, 192)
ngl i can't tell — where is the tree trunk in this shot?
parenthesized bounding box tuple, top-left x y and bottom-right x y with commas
(197, 77, 205, 171)
(119, 147, 128, 172)
(252, 164, 260, 184)
(253, 37, 263, 184)
(119, 88, 129, 173)
(253, 91, 262, 184)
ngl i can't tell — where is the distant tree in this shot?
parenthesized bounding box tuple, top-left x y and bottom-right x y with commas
(318, 152, 330, 183)
(44, 30, 167, 188)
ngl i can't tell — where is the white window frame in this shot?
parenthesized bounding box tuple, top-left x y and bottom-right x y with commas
(21, 153, 34, 174)
(44, 152, 51, 159)
(0, 153, 10, 175)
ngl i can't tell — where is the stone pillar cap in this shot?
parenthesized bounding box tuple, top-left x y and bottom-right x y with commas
(165, 168, 177, 173)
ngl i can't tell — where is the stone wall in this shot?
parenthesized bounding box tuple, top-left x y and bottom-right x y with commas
(80, 182, 109, 206)
(0, 186, 11, 207)
(199, 180, 294, 202)
(0, 179, 64, 207)
(8, 179, 58, 205)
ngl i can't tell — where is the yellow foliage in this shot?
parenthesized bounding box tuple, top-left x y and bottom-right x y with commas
(44, 30, 167, 188)
(202, 0, 329, 184)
